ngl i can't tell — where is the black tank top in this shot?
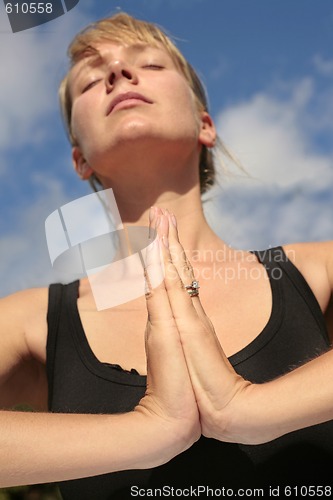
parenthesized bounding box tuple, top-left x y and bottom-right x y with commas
(46, 247, 333, 499)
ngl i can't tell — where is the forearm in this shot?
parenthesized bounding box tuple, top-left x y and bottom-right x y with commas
(216, 349, 333, 445)
(0, 408, 181, 488)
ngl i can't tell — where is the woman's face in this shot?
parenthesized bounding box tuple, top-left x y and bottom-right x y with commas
(68, 42, 212, 180)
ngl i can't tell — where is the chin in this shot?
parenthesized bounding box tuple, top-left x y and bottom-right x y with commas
(116, 117, 157, 141)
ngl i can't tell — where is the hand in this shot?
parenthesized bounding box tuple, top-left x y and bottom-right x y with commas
(141, 209, 333, 446)
(136, 207, 200, 460)
(153, 208, 251, 443)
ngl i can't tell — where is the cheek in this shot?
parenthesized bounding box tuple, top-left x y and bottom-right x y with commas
(71, 102, 91, 143)
(170, 81, 201, 132)
(70, 91, 104, 145)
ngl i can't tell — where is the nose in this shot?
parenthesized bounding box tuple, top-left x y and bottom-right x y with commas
(105, 60, 138, 92)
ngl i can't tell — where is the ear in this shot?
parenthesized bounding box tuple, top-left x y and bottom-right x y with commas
(72, 146, 94, 180)
(198, 111, 216, 148)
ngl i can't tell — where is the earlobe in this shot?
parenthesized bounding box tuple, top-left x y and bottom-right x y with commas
(72, 147, 94, 180)
(199, 112, 216, 148)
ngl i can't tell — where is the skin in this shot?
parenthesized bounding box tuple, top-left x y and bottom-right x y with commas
(69, 42, 215, 216)
(0, 40, 333, 487)
(151, 211, 333, 445)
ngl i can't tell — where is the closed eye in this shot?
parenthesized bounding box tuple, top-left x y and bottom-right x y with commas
(142, 64, 164, 70)
(81, 79, 102, 93)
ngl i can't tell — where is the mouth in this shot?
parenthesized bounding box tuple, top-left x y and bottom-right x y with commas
(107, 92, 153, 115)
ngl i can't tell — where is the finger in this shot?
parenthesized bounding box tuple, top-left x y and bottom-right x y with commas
(144, 234, 182, 371)
(144, 231, 172, 324)
(144, 218, 196, 416)
(166, 212, 211, 327)
(156, 216, 202, 332)
(145, 211, 186, 341)
(160, 213, 236, 362)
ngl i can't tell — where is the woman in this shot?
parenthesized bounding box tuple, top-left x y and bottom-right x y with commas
(1, 12, 333, 499)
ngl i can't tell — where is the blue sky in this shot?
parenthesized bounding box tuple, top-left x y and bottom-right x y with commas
(0, 0, 333, 296)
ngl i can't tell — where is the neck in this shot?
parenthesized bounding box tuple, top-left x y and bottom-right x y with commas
(97, 156, 221, 257)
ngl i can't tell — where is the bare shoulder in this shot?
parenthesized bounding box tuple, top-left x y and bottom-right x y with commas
(0, 286, 49, 363)
(0, 286, 48, 309)
(282, 240, 333, 312)
(283, 240, 333, 263)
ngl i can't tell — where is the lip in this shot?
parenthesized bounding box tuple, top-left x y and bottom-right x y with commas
(106, 91, 153, 115)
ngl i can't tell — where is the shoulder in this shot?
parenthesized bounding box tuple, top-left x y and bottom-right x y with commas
(281, 241, 333, 313)
(0, 287, 49, 362)
(282, 240, 333, 281)
(0, 286, 49, 319)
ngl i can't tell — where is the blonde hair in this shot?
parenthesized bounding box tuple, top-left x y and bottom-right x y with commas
(59, 12, 225, 194)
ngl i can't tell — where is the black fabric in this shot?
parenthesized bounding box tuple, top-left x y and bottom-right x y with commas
(46, 246, 333, 499)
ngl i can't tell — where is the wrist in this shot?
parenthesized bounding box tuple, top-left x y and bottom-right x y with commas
(133, 402, 200, 467)
(200, 381, 278, 445)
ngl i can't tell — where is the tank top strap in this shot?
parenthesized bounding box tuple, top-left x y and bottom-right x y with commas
(253, 246, 328, 339)
(251, 245, 285, 266)
(46, 280, 79, 410)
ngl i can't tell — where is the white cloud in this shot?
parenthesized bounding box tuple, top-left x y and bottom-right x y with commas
(204, 79, 333, 250)
(0, 7, 89, 156)
(204, 181, 333, 251)
(216, 78, 333, 189)
(0, 175, 86, 297)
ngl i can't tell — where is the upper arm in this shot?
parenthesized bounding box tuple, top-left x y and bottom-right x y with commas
(283, 240, 333, 343)
(0, 288, 49, 411)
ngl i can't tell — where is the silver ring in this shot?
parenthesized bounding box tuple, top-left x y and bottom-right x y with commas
(185, 280, 200, 297)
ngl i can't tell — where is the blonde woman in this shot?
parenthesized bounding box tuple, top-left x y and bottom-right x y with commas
(1, 12, 332, 499)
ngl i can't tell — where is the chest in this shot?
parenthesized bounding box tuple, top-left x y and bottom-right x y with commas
(78, 262, 273, 375)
